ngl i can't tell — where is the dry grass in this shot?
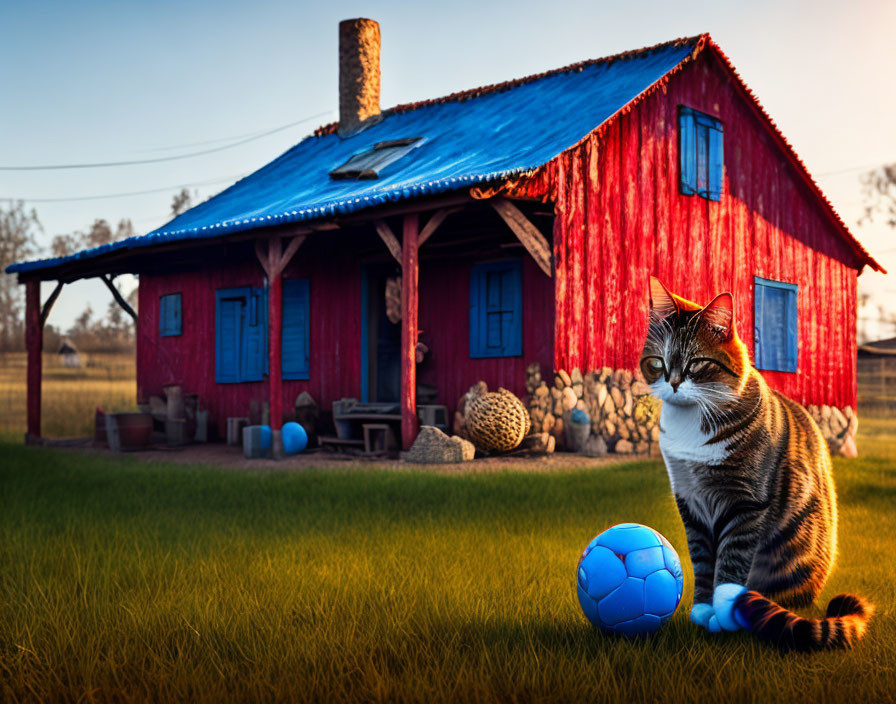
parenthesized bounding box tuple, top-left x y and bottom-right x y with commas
(0, 351, 135, 441)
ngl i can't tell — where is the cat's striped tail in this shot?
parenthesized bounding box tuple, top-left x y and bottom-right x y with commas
(734, 591, 874, 651)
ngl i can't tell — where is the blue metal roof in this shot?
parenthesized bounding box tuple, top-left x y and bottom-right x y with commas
(8, 39, 697, 275)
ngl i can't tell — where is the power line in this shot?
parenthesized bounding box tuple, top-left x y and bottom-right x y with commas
(135, 121, 312, 154)
(0, 111, 332, 171)
(0, 173, 248, 203)
(816, 160, 895, 178)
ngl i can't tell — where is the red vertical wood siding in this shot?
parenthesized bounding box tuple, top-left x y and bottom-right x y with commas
(416, 252, 554, 414)
(511, 49, 861, 408)
(136, 235, 554, 436)
(137, 237, 363, 438)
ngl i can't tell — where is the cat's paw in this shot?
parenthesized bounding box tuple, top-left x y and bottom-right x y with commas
(690, 603, 722, 633)
(712, 583, 748, 632)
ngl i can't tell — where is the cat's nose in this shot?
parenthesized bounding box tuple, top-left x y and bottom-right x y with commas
(669, 373, 683, 392)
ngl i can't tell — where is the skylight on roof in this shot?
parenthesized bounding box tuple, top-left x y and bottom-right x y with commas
(329, 138, 424, 180)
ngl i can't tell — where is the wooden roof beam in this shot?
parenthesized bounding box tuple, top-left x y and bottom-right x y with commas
(418, 207, 461, 247)
(100, 275, 136, 321)
(490, 198, 552, 277)
(39, 281, 64, 327)
(374, 220, 402, 264)
(255, 233, 308, 278)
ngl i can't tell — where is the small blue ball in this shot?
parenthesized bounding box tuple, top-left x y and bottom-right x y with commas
(259, 425, 272, 451)
(576, 523, 683, 636)
(570, 408, 590, 425)
(282, 421, 308, 454)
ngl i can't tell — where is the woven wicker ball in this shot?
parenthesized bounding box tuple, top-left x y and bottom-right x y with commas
(464, 385, 531, 453)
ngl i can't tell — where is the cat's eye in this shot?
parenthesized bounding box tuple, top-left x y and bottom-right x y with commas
(641, 357, 665, 377)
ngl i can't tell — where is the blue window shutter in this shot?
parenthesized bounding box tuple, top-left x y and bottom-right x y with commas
(708, 125, 724, 201)
(680, 107, 723, 201)
(470, 260, 522, 358)
(215, 293, 242, 383)
(159, 294, 182, 337)
(485, 270, 505, 350)
(696, 123, 709, 197)
(784, 287, 798, 371)
(754, 277, 798, 373)
(241, 289, 265, 382)
(500, 263, 522, 356)
(159, 296, 168, 336)
(753, 285, 764, 369)
(679, 108, 697, 196)
(171, 294, 182, 335)
(282, 279, 310, 380)
(469, 267, 482, 357)
(261, 286, 269, 375)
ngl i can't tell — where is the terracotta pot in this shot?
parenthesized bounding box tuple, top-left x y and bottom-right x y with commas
(113, 413, 153, 451)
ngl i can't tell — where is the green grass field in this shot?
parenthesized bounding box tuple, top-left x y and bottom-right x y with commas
(1, 423, 894, 703)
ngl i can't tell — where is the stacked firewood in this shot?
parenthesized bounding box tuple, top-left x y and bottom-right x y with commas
(805, 404, 859, 456)
(525, 364, 660, 454)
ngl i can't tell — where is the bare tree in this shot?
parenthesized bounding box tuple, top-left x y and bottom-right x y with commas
(70, 305, 94, 337)
(83, 219, 114, 248)
(115, 219, 135, 241)
(0, 201, 41, 350)
(170, 188, 197, 217)
(857, 287, 872, 344)
(51, 233, 82, 257)
(52, 217, 135, 258)
(861, 164, 896, 228)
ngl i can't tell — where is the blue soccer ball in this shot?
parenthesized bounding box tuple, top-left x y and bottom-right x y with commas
(282, 421, 308, 454)
(576, 523, 684, 636)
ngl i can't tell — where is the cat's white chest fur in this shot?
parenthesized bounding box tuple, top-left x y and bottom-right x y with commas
(658, 402, 730, 466)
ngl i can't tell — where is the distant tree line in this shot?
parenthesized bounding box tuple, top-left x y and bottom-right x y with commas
(0, 189, 195, 354)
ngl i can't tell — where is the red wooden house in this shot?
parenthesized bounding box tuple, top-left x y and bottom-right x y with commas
(9, 21, 882, 451)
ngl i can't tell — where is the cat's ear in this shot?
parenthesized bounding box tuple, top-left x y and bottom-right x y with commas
(649, 277, 679, 319)
(700, 292, 734, 340)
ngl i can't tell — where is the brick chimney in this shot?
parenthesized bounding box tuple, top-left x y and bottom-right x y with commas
(338, 18, 382, 137)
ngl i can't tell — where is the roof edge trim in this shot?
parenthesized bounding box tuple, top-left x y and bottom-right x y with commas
(312, 35, 704, 137)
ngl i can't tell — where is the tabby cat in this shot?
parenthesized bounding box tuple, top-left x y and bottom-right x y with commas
(639, 277, 873, 651)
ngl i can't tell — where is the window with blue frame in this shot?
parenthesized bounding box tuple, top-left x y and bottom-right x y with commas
(215, 281, 310, 383)
(754, 277, 798, 372)
(469, 260, 522, 358)
(679, 106, 724, 201)
(159, 293, 182, 337)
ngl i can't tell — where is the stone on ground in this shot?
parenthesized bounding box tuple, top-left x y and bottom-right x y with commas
(402, 426, 475, 464)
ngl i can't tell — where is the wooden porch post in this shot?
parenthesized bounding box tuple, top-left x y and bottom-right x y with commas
(401, 214, 419, 450)
(269, 272, 284, 427)
(256, 233, 307, 457)
(25, 280, 42, 443)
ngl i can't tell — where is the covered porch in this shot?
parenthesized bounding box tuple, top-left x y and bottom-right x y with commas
(16, 192, 554, 455)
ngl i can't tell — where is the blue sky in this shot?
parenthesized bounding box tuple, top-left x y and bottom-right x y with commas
(2, 0, 894, 337)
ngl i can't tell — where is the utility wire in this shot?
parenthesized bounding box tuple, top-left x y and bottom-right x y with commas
(1, 173, 248, 203)
(816, 160, 895, 178)
(135, 121, 311, 154)
(0, 110, 332, 171)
